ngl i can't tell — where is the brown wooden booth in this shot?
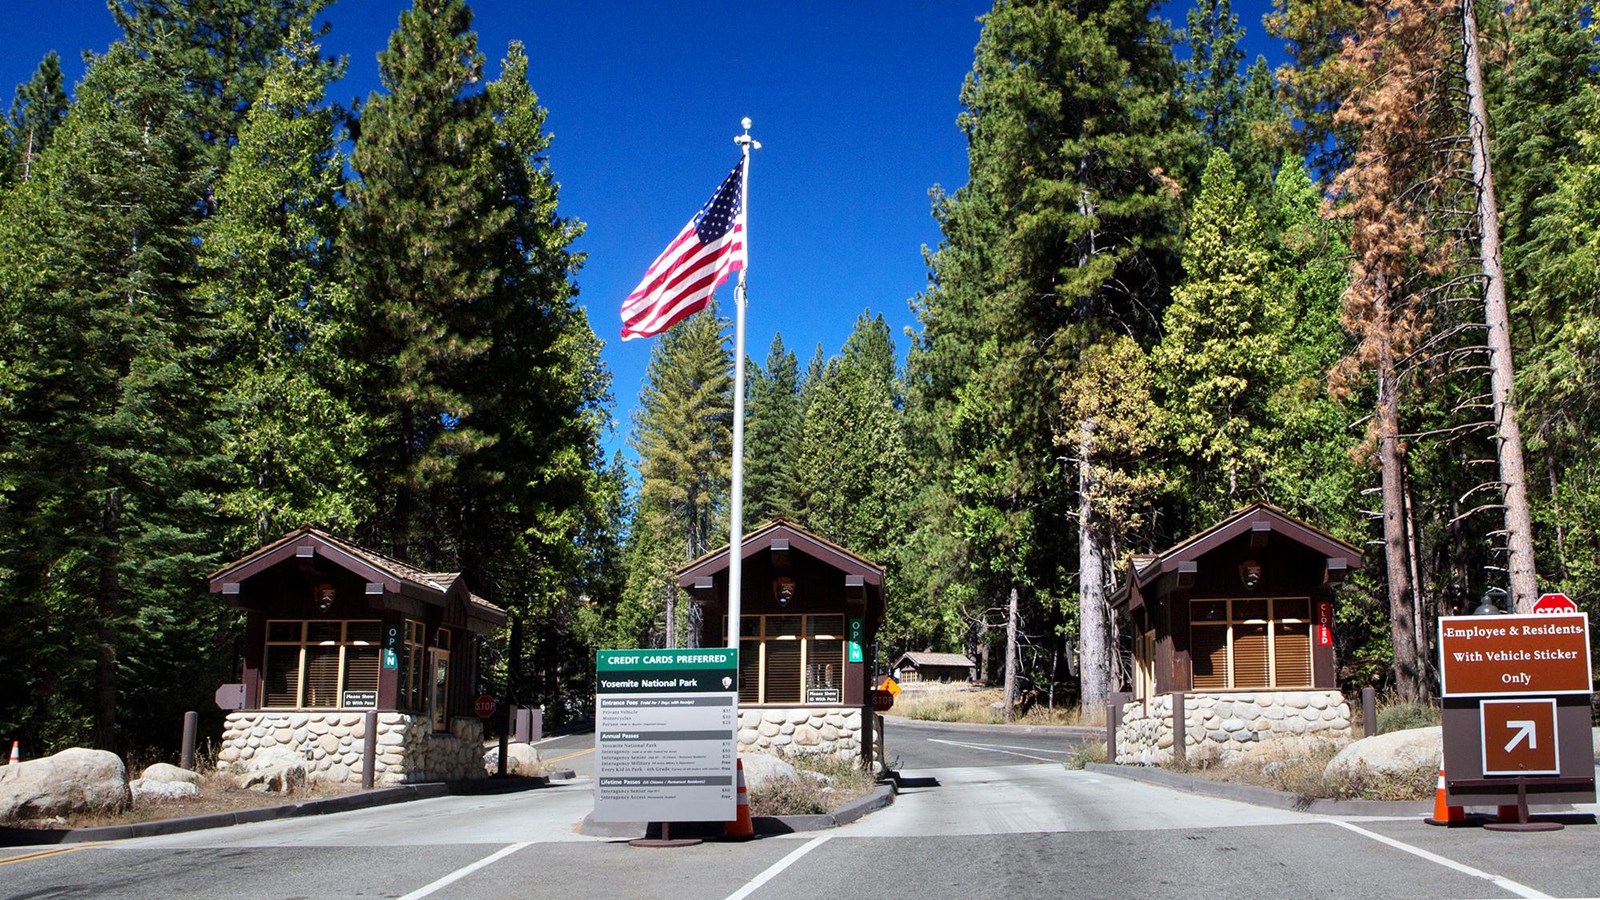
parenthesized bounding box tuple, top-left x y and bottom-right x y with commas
(1110, 503, 1362, 699)
(207, 527, 506, 726)
(678, 519, 884, 709)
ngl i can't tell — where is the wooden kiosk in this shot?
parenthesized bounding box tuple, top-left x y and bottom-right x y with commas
(206, 527, 505, 785)
(677, 518, 884, 767)
(1109, 503, 1362, 764)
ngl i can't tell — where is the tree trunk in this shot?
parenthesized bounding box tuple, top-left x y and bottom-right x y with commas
(1077, 420, 1110, 721)
(1462, 0, 1538, 609)
(1403, 472, 1432, 700)
(1002, 586, 1019, 722)
(1376, 283, 1422, 702)
(93, 489, 122, 750)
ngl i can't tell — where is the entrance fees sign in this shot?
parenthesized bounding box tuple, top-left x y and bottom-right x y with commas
(593, 648, 738, 823)
(1437, 613, 1591, 697)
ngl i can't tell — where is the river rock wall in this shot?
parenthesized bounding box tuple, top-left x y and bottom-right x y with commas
(1115, 690, 1353, 766)
(218, 712, 486, 785)
(737, 707, 864, 762)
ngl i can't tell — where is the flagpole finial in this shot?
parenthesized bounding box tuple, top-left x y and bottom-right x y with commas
(735, 117, 761, 151)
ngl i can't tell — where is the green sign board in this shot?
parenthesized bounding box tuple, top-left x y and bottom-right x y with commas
(847, 618, 864, 663)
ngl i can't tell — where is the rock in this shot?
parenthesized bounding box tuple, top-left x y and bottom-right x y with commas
(130, 779, 200, 804)
(139, 763, 201, 785)
(1325, 725, 1441, 778)
(0, 748, 130, 820)
(239, 762, 307, 794)
(483, 742, 541, 776)
(740, 753, 799, 791)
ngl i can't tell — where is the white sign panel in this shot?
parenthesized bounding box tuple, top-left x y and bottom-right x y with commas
(592, 648, 739, 823)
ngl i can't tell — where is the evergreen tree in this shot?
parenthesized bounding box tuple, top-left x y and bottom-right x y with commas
(345, 0, 506, 564)
(914, 0, 1192, 715)
(205, 21, 367, 549)
(1234, 56, 1294, 201)
(743, 333, 803, 523)
(1181, 0, 1247, 153)
(793, 313, 912, 562)
(1154, 150, 1277, 524)
(0, 43, 228, 750)
(4, 52, 68, 185)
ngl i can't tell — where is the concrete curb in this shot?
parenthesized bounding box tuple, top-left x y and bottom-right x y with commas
(0, 777, 551, 847)
(884, 716, 1102, 740)
(578, 782, 898, 839)
(1085, 762, 1434, 816)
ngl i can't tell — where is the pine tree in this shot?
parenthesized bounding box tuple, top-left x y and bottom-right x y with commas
(345, 0, 506, 564)
(743, 333, 803, 523)
(4, 52, 68, 185)
(205, 22, 367, 549)
(1154, 150, 1277, 524)
(0, 43, 228, 749)
(1181, 0, 1247, 153)
(915, 0, 1193, 716)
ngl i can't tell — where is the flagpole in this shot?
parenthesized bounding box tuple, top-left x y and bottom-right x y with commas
(728, 118, 759, 651)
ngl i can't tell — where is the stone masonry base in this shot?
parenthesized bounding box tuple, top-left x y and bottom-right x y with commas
(1115, 690, 1353, 766)
(217, 712, 486, 786)
(737, 707, 863, 762)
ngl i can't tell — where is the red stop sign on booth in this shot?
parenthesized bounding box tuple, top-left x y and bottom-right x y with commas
(871, 690, 894, 712)
(474, 694, 498, 718)
(1532, 592, 1579, 614)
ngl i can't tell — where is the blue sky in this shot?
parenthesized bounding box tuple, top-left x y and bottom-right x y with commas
(7, 1, 1285, 463)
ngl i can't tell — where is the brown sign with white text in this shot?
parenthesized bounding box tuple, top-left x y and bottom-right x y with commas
(1438, 613, 1592, 697)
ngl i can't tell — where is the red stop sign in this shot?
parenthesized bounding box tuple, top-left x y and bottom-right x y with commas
(1532, 593, 1579, 614)
(474, 694, 497, 718)
(871, 690, 894, 712)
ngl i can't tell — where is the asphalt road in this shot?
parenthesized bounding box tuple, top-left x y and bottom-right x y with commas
(3, 719, 1597, 900)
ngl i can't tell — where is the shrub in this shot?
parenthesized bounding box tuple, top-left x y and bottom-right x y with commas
(1376, 702, 1440, 734)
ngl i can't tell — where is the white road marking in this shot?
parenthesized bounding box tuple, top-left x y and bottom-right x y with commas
(394, 841, 532, 900)
(722, 834, 833, 900)
(926, 738, 1064, 763)
(1322, 819, 1550, 899)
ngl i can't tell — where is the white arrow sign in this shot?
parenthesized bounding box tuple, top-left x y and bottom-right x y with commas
(1504, 720, 1537, 753)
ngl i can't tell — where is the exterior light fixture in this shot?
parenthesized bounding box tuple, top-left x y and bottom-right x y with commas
(1474, 585, 1508, 616)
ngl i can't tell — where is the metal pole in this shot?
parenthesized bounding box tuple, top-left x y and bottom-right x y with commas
(362, 710, 378, 789)
(180, 711, 198, 771)
(1172, 692, 1186, 765)
(1362, 686, 1378, 738)
(726, 118, 760, 651)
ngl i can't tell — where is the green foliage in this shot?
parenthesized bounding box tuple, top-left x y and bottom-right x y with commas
(1376, 700, 1440, 734)
(1155, 150, 1278, 523)
(4, 51, 68, 184)
(743, 334, 804, 523)
(205, 22, 369, 549)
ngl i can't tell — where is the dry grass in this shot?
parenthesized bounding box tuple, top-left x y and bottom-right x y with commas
(1165, 740, 1436, 802)
(893, 685, 1094, 727)
(4, 769, 356, 830)
(746, 752, 878, 817)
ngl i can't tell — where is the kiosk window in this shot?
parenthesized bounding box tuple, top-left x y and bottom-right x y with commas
(1190, 598, 1312, 690)
(262, 620, 381, 708)
(728, 614, 845, 704)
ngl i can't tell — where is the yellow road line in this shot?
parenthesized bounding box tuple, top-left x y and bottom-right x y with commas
(0, 844, 97, 867)
(541, 747, 594, 765)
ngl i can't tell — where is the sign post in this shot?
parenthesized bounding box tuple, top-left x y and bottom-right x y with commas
(593, 648, 739, 841)
(1437, 612, 1594, 828)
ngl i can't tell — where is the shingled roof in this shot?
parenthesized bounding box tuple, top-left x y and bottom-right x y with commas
(207, 526, 506, 630)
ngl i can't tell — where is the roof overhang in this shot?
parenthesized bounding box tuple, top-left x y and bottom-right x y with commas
(1110, 503, 1363, 611)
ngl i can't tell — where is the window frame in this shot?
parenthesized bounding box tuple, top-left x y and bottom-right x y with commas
(1189, 597, 1313, 691)
(727, 613, 847, 704)
(261, 619, 382, 709)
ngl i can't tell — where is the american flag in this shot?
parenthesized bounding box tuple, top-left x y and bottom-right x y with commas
(620, 159, 746, 340)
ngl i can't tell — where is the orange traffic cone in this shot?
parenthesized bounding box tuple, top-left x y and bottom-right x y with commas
(7, 741, 18, 765)
(1424, 766, 1463, 826)
(1495, 804, 1522, 824)
(723, 757, 754, 840)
